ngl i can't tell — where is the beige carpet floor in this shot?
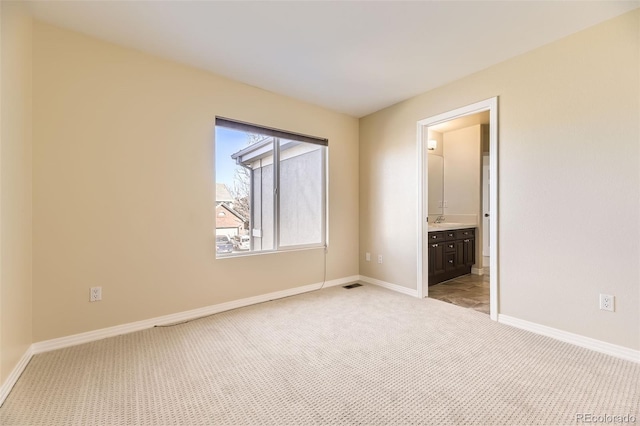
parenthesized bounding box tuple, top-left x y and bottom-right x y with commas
(1, 284, 638, 425)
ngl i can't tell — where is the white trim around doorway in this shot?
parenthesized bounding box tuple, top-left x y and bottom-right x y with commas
(416, 97, 499, 321)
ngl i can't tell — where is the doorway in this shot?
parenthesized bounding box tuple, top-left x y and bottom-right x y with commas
(417, 97, 498, 321)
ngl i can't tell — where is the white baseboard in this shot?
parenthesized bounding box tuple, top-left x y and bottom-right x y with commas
(498, 314, 640, 363)
(471, 267, 484, 275)
(359, 275, 420, 298)
(0, 345, 34, 406)
(32, 276, 358, 355)
(323, 275, 360, 288)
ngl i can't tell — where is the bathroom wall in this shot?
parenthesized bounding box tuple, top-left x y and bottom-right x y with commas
(443, 125, 481, 218)
(427, 129, 444, 218)
(427, 129, 444, 157)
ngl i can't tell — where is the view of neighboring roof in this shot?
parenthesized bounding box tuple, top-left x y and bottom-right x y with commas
(215, 203, 247, 228)
(216, 183, 233, 203)
(230, 137, 273, 166)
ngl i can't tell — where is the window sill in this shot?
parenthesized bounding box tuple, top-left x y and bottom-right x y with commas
(215, 244, 326, 260)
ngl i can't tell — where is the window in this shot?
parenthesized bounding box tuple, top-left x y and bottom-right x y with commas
(214, 117, 327, 257)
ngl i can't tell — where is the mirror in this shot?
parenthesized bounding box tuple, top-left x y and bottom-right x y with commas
(428, 154, 444, 215)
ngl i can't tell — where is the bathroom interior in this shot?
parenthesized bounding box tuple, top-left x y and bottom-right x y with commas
(426, 111, 490, 314)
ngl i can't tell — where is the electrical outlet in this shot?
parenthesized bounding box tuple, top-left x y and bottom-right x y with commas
(365, 252, 371, 261)
(377, 255, 383, 264)
(599, 294, 614, 312)
(90, 286, 102, 302)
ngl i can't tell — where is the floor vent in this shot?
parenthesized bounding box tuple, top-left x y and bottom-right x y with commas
(342, 283, 363, 289)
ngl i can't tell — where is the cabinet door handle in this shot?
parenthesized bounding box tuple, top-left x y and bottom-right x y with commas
(464, 239, 470, 243)
(448, 260, 454, 263)
(431, 244, 438, 248)
(448, 244, 454, 248)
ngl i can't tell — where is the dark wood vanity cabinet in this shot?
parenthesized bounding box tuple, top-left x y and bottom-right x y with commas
(428, 228, 475, 285)
(428, 241, 445, 277)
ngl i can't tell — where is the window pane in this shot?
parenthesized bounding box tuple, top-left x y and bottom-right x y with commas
(215, 128, 274, 255)
(249, 141, 275, 251)
(278, 139, 325, 247)
(215, 118, 326, 257)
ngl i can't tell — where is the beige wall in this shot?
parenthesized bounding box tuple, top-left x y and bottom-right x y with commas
(0, 1, 33, 383)
(360, 10, 639, 349)
(32, 22, 359, 342)
(443, 125, 480, 217)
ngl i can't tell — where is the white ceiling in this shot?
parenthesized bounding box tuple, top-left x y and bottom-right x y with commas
(28, 1, 639, 118)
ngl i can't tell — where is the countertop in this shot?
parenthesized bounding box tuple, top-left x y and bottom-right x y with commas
(427, 223, 476, 232)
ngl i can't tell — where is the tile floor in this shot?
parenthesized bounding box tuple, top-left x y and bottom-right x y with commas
(428, 273, 490, 314)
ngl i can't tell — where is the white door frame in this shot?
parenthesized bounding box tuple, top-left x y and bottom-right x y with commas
(416, 97, 499, 321)
(482, 155, 490, 259)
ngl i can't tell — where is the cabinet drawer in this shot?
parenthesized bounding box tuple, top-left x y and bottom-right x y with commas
(428, 232, 445, 242)
(444, 241, 456, 252)
(445, 252, 457, 271)
(444, 231, 456, 241)
(455, 228, 475, 239)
